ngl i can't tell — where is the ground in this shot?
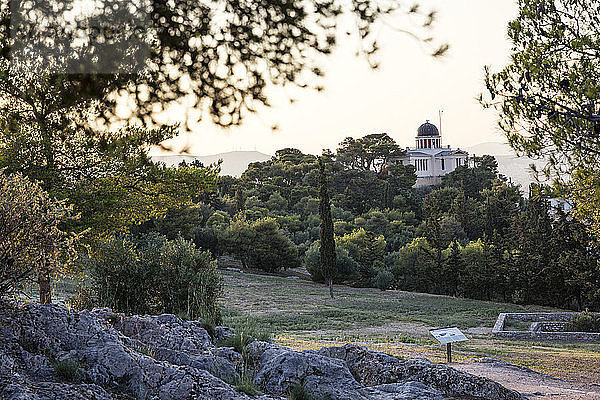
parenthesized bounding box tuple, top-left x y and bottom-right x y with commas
(220, 270, 600, 399)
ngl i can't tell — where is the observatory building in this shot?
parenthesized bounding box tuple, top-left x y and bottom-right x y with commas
(391, 121, 468, 188)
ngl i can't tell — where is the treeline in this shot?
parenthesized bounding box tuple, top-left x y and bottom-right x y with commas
(134, 134, 600, 311)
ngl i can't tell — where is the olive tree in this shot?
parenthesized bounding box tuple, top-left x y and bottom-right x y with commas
(0, 171, 75, 303)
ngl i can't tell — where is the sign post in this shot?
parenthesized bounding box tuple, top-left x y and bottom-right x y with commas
(430, 327, 468, 364)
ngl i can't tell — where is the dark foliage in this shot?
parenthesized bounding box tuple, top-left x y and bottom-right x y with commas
(86, 234, 223, 323)
(319, 158, 337, 298)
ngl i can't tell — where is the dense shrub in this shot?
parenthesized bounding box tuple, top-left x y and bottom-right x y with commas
(389, 237, 435, 293)
(191, 226, 219, 255)
(87, 234, 223, 323)
(288, 383, 313, 400)
(221, 217, 299, 272)
(337, 228, 386, 283)
(373, 268, 394, 291)
(305, 242, 359, 283)
(567, 311, 600, 332)
(232, 373, 260, 396)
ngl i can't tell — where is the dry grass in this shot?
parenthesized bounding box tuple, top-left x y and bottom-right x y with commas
(222, 270, 600, 384)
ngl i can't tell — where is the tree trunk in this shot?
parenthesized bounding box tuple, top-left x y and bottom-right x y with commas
(38, 265, 52, 304)
(328, 279, 334, 299)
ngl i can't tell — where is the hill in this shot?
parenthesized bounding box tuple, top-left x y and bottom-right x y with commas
(151, 150, 271, 177)
(152, 144, 547, 191)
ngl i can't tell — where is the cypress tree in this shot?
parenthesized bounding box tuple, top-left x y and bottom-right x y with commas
(319, 157, 337, 299)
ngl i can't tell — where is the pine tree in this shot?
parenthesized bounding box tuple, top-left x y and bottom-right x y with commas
(319, 158, 337, 299)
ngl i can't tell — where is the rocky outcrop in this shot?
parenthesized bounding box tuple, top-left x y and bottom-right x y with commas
(246, 341, 366, 399)
(365, 382, 444, 400)
(318, 344, 525, 400)
(0, 303, 276, 400)
(0, 303, 525, 400)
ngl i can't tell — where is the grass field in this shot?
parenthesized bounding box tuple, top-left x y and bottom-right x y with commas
(220, 270, 600, 384)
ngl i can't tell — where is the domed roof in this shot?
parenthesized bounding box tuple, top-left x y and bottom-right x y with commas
(417, 121, 440, 137)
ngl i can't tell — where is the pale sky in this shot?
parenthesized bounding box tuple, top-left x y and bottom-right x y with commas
(154, 0, 518, 156)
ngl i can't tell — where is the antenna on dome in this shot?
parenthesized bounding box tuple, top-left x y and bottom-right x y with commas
(439, 109, 444, 137)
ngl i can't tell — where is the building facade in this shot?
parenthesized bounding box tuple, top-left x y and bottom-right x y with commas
(392, 121, 468, 188)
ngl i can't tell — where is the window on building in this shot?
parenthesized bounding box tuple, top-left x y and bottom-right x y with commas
(441, 159, 445, 170)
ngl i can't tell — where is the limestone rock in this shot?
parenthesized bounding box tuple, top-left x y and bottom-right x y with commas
(214, 326, 236, 342)
(94, 311, 213, 353)
(0, 304, 279, 400)
(318, 344, 526, 400)
(247, 341, 367, 400)
(2, 382, 115, 400)
(365, 382, 445, 400)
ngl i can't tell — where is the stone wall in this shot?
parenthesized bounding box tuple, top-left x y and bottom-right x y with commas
(492, 313, 600, 342)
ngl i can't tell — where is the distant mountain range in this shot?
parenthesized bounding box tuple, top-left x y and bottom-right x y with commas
(151, 151, 271, 177)
(151, 143, 546, 193)
(464, 142, 546, 192)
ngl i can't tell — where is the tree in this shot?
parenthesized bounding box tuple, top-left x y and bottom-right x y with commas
(481, 0, 600, 233)
(390, 237, 435, 293)
(332, 169, 386, 214)
(459, 240, 499, 301)
(442, 241, 462, 296)
(441, 157, 498, 201)
(0, 118, 219, 239)
(1, 1, 447, 130)
(305, 243, 359, 284)
(337, 228, 386, 284)
(481, 180, 522, 240)
(552, 208, 600, 310)
(143, 204, 207, 240)
(221, 217, 299, 272)
(0, 171, 75, 303)
(319, 158, 337, 298)
(241, 149, 319, 206)
(336, 133, 404, 173)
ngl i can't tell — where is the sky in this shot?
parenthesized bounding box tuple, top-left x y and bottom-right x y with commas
(153, 0, 519, 157)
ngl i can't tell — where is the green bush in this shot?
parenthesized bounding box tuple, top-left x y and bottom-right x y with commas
(87, 234, 223, 323)
(221, 217, 299, 272)
(567, 311, 600, 332)
(337, 229, 386, 283)
(304, 242, 359, 284)
(373, 268, 394, 291)
(53, 359, 80, 382)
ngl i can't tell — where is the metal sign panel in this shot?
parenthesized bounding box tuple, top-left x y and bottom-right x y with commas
(430, 327, 468, 344)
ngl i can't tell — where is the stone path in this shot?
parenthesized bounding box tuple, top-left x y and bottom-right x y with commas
(453, 359, 600, 399)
